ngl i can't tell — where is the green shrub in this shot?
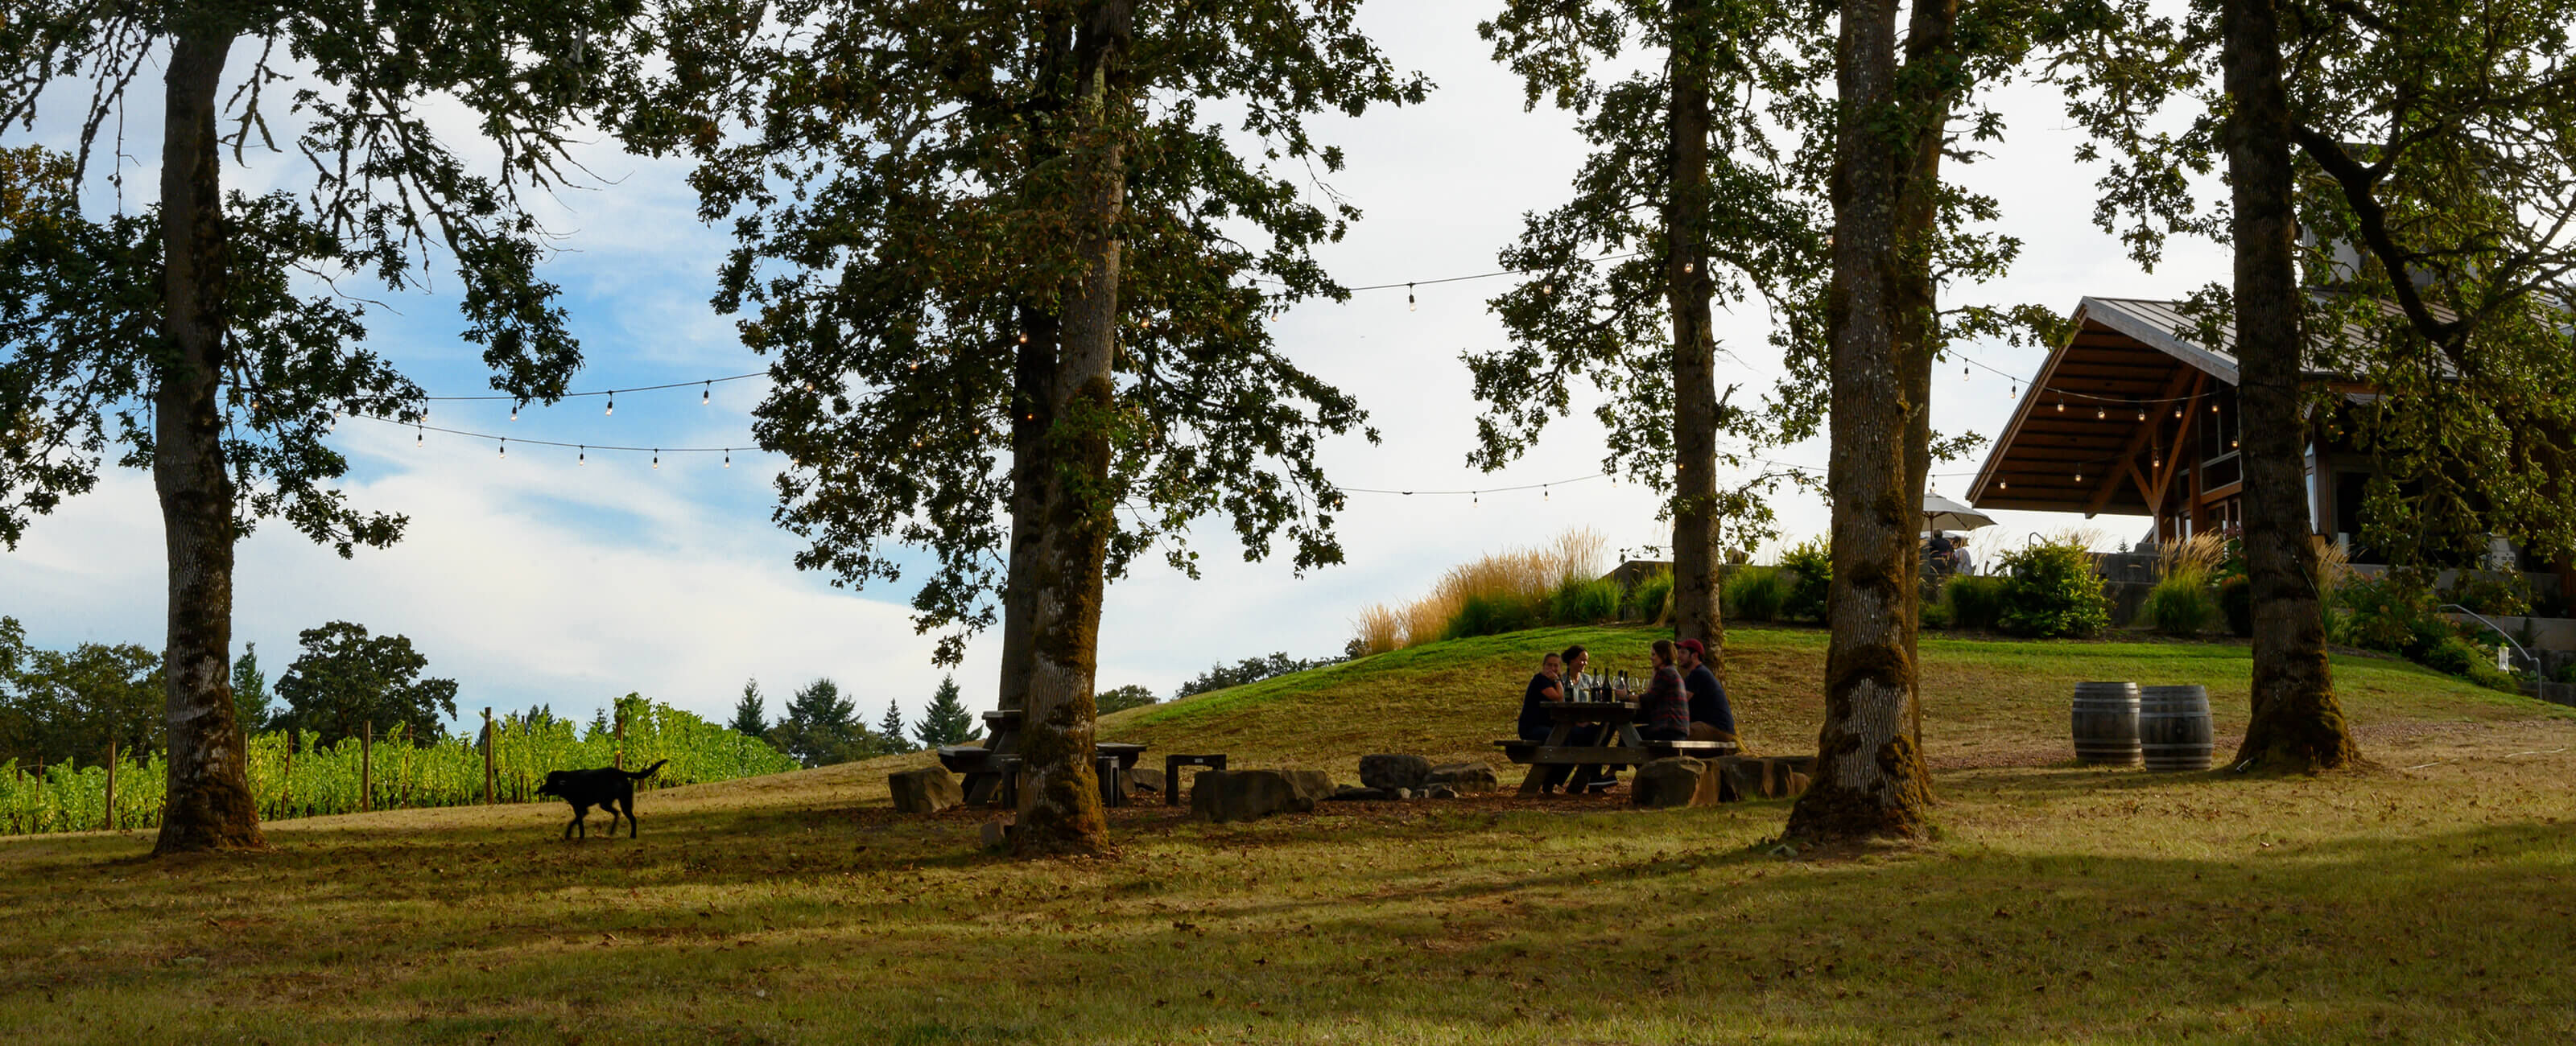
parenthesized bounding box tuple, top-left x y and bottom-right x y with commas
(2217, 574, 2253, 636)
(1994, 538, 2112, 638)
(1628, 569, 1675, 624)
(1918, 597, 1953, 630)
(2441, 572, 2532, 617)
(1445, 592, 1538, 640)
(1778, 538, 1833, 624)
(2417, 634, 2483, 677)
(2144, 569, 2219, 636)
(1723, 566, 1786, 623)
(1550, 577, 1623, 625)
(1942, 575, 2008, 632)
(2334, 574, 2448, 657)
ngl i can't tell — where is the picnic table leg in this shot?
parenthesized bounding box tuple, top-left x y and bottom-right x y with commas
(1518, 719, 1578, 795)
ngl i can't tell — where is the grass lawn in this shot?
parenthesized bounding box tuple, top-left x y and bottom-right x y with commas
(4, 625, 2572, 1044)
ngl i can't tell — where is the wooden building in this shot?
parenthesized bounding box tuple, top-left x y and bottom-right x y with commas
(1966, 296, 2380, 546)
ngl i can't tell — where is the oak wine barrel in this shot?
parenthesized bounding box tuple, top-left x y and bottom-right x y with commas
(2139, 685, 2215, 772)
(2070, 682, 2142, 766)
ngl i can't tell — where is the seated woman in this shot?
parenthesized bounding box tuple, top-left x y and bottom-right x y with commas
(1517, 645, 1603, 793)
(1637, 640, 1690, 743)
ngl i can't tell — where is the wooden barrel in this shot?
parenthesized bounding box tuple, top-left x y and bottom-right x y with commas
(2070, 682, 2141, 766)
(2139, 685, 2214, 772)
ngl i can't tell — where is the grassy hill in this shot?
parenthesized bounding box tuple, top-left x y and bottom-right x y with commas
(3, 627, 2572, 1043)
(1101, 624, 2548, 770)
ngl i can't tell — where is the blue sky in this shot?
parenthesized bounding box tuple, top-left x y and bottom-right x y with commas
(1, 6, 2232, 732)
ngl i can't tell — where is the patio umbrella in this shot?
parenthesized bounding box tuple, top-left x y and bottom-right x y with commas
(1922, 492, 1996, 533)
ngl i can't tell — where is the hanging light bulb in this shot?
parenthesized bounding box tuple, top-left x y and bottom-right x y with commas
(2055, 400, 2065, 413)
(724, 451, 731, 468)
(415, 427, 423, 447)
(1543, 485, 1550, 500)
(2137, 407, 2147, 422)
(510, 405, 518, 422)
(605, 393, 614, 416)
(1963, 364, 1970, 381)
(2095, 406, 2107, 420)
(578, 445, 586, 465)
(2009, 384, 2019, 399)
(702, 382, 711, 405)
(1682, 262, 1695, 274)
(498, 439, 506, 458)
(1018, 332, 1030, 344)
(2074, 467, 2084, 483)
(2174, 406, 2184, 419)
(653, 450, 660, 470)
(1999, 478, 2008, 490)
(1407, 283, 1416, 311)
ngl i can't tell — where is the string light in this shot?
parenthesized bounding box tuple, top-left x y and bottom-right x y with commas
(653, 450, 660, 470)
(416, 426, 423, 447)
(510, 405, 518, 422)
(724, 451, 730, 468)
(702, 382, 711, 405)
(579, 445, 586, 465)
(2056, 400, 2065, 413)
(2009, 383, 2018, 399)
(1999, 478, 2008, 490)
(1407, 283, 1416, 311)
(2074, 467, 2083, 483)
(2095, 406, 2106, 420)
(605, 393, 614, 416)
(2136, 406, 2147, 422)
(498, 438, 506, 458)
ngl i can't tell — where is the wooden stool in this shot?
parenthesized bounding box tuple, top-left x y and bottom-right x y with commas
(1164, 754, 1226, 807)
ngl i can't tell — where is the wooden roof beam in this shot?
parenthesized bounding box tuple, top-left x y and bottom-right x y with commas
(2083, 367, 2203, 517)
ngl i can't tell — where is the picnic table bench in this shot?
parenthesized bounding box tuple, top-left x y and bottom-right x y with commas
(936, 709, 1146, 805)
(1493, 700, 1736, 794)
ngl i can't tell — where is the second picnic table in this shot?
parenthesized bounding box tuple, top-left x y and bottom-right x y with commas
(1494, 699, 1736, 793)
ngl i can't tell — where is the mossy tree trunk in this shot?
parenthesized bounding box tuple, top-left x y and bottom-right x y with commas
(152, 31, 266, 855)
(1666, 0, 1724, 672)
(1014, 0, 1131, 858)
(2222, 0, 2359, 772)
(1785, 0, 1950, 842)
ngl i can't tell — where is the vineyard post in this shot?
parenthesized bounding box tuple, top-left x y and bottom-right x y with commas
(105, 737, 116, 832)
(361, 721, 373, 813)
(482, 708, 495, 805)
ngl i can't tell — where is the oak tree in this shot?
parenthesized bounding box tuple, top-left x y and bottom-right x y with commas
(2, 1, 645, 852)
(645, 0, 1424, 854)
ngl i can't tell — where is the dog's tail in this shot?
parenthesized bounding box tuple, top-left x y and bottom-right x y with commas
(627, 759, 669, 780)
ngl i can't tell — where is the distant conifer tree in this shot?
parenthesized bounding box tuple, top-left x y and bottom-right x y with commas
(911, 676, 973, 748)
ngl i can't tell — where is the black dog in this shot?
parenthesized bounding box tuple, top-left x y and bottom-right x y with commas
(535, 760, 667, 839)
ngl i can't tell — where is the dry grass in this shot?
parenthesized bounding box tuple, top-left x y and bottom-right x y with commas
(5, 627, 2574, 1043)
(1348, 527, 1610, 656)
(2155, 530, 2231, 580)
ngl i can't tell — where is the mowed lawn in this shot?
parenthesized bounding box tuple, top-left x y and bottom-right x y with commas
(4, 625, 2573, 1044)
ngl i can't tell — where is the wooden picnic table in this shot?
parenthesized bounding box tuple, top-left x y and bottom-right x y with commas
(1493, 700, 1737, 794)
(935, 707, 1147, 805)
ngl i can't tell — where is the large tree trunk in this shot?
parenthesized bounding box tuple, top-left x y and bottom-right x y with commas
(1784, 0, 1934, 842)
(1666, 0, 1724, 670)
(1013, 0, 1131, 857)
(994, 307, 1059, 715)
(2222, 0, 2359, 772)
(1892, 0, 1959, 763)
(153, 33, 265, 855)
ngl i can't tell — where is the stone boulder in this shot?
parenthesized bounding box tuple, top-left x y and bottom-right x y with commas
(1358, 754, 1432, 792)
(1424, 761, 1500, 793)
(1327, 784, 1390, 801)
(890, 767, 964, 814)
(1127, 766, 1166, 796)
(1425, 784, 1458, 800)
(1712, 756, 1818, 800)
(1190, 769, 1325, 823)
(1631, 757, 1719, 809)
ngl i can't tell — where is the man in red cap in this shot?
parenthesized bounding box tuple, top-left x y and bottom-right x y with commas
(1674, 639, 1739, 745)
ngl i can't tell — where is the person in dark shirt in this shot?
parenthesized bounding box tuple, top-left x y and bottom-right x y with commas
(1675, 638, 1738, 744)
(1517, 646, 1600, 793)
(1637, 640, 1690, 741)
(1928, 529, 1955, 574)
(1517, 652, 1565, 739)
